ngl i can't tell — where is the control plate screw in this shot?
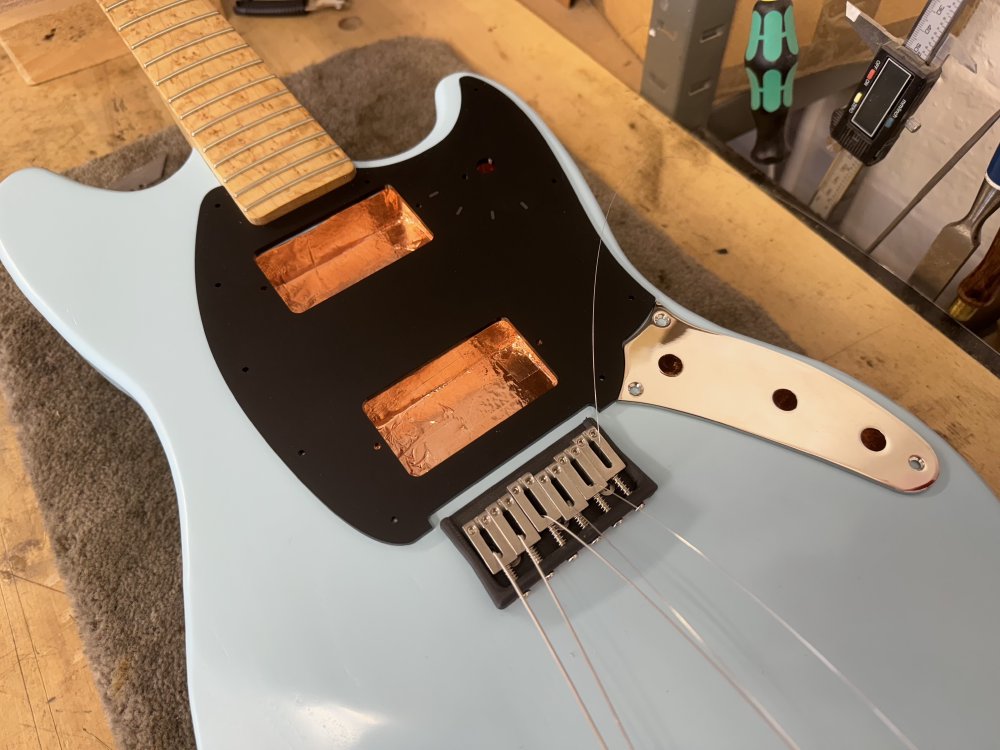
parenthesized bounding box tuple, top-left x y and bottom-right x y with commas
(652, 310, 671, 328)
(627, 381, 644, 397)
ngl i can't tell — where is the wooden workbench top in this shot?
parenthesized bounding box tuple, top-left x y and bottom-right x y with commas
(0, 1, 997, 747)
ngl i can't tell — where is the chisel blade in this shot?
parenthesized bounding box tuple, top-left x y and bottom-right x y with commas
(909, 221, 974, 299)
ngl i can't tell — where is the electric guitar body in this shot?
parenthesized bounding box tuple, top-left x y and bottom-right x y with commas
(1, 71, 999, 749)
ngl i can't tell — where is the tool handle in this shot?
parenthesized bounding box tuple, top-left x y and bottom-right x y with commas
(953, 229, 1000, 317)
(744, 0, 799, 164)
(233, 0, 308, 15)
(986, 141, 1000, 187)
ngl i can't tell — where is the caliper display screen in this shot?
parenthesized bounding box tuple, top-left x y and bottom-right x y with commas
(852, 58, 912, 137)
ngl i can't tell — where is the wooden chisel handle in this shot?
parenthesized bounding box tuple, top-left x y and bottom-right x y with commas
(950, 229, 1000, 321)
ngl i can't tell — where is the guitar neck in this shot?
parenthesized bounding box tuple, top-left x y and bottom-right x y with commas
(98, 0, 355, 224)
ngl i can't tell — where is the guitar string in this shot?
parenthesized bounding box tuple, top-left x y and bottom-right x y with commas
(517, 536, 636, 750)
(609, 492, 920, 750)
(545, 515, 801, 750)
(581, 161, 914, 749)
(590, 191, 619, 447)
(582, 188, 794, 747)
(496, 554, 610, 750)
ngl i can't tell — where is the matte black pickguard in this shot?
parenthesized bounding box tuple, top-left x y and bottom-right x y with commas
(195, 78, 654, 544)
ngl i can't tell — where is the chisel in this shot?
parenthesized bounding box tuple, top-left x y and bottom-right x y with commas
(910, 141, 1000, 299)
(949, 227, 1000, 326)
(809, 0, 972, 219)
(744, 0, 799, 164)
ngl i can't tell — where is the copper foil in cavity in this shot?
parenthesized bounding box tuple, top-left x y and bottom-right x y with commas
(256, 186, 432, 313)
(363, 321, 557, 477)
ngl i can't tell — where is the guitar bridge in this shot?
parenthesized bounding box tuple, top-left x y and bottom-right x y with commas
(442, 420, 657, 608)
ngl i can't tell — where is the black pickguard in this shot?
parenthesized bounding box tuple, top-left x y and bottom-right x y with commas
(195, 78, 654, 544)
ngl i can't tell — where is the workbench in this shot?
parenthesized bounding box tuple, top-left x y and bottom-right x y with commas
(1, 1, 997, 747)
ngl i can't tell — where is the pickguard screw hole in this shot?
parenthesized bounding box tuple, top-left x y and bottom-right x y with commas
(373, 443, 382, 451)
(627, 295, 635, 301)
(861, 428, 887, 452)
(599, 374, 606, 382)
(214, 203, 221, 208)
(260, 285, 267, 291)
(297, 449, 306, 457)
(536, 339, 543, 346)
(391, 516, 399, 524)
(214, 282, 222, 288)
(241, 366, 249, 374)
(909, 455, 926, 471)
(772, 388, 797, 411)
(658, 354, 683, 377)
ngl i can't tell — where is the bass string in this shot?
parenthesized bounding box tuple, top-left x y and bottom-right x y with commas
(517, 536, 636, 750)
(495, 553, 610, 750)
(545, 515, 801, 750)
(610, 492, 920, 750)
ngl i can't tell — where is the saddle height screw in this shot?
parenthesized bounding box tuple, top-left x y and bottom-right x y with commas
(628, 381, 644, 397)
(652, 310, 671, 328)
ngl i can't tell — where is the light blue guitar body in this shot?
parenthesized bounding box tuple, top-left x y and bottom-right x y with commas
(0, 74, 997, 749)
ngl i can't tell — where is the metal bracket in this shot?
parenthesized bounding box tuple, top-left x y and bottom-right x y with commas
(620, 307, 939, 492)
(641, 0, 738, 130)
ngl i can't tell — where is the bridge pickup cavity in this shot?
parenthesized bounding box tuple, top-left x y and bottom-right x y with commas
(442, 420, 657, 608)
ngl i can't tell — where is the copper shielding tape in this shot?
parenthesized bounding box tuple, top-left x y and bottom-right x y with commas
(256, 186, 433, 313)
(363, 321, 557, 477)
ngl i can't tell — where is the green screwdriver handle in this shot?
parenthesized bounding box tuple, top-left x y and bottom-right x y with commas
(744, 0, 799, 164)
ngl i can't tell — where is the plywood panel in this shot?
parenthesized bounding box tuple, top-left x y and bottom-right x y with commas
(0, 0, 126, 85)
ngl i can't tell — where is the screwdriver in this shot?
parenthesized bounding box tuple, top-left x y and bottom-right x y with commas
(909, 140, 1000, 299)
(744, 0, 799, 165)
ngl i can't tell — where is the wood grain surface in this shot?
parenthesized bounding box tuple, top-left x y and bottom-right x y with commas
(0, 0, 126, 85)
(0, 390, 115, 750)
(0, 0, 997, 746)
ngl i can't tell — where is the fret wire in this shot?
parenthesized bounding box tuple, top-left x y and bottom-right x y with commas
(234, 144, 339, 198)
(222, 132, 326, 182)
(179, 74, 275, 118)
(130, 10, 218, 49)
(143, 28, 233, 68)
(203, 103, 304, 149)
(191, 89, 290, 135)
(213, 118, 314, 168)
(103, 0, 131, 11)
(154, 43, 249, 85)
(118, 0, 196, 31)
(167, 60, 264, 103)
(243, 157, 352, 211)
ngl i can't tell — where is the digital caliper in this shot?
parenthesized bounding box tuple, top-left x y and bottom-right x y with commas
(810, 0, 972, 218)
